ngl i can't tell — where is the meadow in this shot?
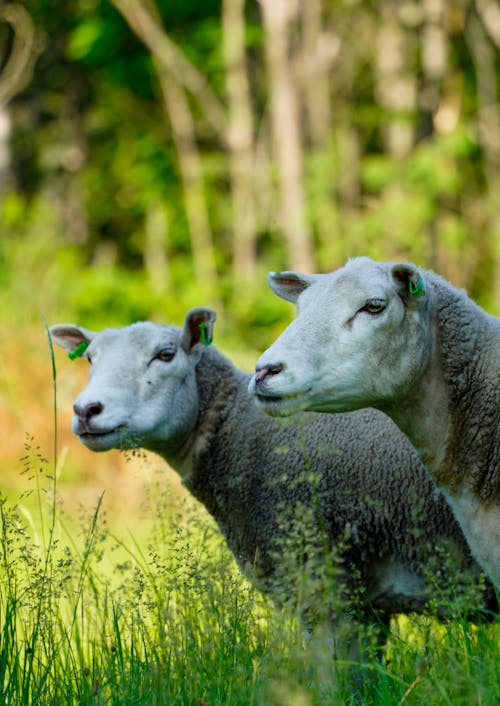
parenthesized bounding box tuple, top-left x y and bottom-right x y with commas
(2, 0, 500, 701)
(0, 322, 498, 706)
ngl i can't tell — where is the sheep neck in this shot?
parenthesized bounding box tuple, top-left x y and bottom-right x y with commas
(432, 278, 500, 503)
(383, 276, 500, 504)
(180, 347, 252, 512)
(381, 336, 451, 485)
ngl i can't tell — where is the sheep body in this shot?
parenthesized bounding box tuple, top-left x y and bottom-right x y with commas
(251, 257, 500, 585)
(50, 309, 495, 624)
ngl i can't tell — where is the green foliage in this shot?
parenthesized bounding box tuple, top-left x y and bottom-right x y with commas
(0, 333, 498, 703)
(3, 0, 499, 343)
(0, 438, 499, 706)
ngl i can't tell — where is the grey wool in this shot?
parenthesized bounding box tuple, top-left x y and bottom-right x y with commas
(251, 257, 500, 587)
(50, 308, 496, 633)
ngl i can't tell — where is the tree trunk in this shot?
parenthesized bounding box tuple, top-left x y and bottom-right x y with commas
(299, 0, 338, 149)
(158, 70, 218, 288)
(222, 0, 257, 284)
(108, 0, 219, 291)
(0, 3, 40, 194)
(466, 12, 500, 308)
(259, 0, 314, 273)
(110, 0, 227, 143)
(420, 0, 447, 272)
(375, 3, 416, 160)
(144, 201, 169, 295)
(375, 2, 417, 254)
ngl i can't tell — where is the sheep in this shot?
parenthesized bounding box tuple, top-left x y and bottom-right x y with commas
(250, 256, 500, 588)
(50, 308, 496, 645)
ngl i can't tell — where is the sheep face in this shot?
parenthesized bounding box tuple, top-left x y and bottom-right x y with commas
(250, 257, 432, 416)
(50, 308, 216, 455)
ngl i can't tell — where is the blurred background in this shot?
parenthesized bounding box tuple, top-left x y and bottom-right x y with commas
(0, 0, 499, 513)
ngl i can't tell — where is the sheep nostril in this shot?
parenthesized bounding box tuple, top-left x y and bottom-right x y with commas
(254, 363, 284, 384)
(74, 401, 104, 421)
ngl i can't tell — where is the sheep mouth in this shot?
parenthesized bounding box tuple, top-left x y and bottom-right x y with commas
(79, 429, 119, 439)
(78, 425, 132, 450)
(254, 390, 312, 417)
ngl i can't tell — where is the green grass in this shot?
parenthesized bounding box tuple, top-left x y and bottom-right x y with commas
(0, 334, 498, 705)
(0, 443, 499, 706)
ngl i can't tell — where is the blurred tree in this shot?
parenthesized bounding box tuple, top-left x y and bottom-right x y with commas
(259, 0, 313, 273)
(465, 7, 500, 306)
(0, 3, 41, 192)
(110, 0, 219, 289)
(1, 0, 499, 339)
(222, 0, 257, 283)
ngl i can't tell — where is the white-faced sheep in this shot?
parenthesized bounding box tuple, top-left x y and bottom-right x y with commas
(50, 308, 495, 644)
(250, 256, 500, 587)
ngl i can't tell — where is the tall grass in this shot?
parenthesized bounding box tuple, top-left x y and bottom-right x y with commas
(0, 337, 497, 705)
(0, 449, 499, 706)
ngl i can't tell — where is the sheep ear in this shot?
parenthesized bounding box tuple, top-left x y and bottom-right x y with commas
(391, 263, 426, 305)
(267, 271, 318, 304)
(49, 324, 95, 355)
(182, 307, 217, 353)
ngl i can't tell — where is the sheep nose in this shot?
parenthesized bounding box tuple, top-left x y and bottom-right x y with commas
(74, 401, 104, 422)
(254, 362, 284, 384)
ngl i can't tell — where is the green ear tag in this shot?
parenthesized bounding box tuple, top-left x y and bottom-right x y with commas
(199, 321, 212, 347)
(409, 276, 425, 298)
(68, 341, 89, 360)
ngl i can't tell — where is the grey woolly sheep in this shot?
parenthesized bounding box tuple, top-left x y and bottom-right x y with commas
(50, 308, 495, 647)
(251, 256, 500, 587)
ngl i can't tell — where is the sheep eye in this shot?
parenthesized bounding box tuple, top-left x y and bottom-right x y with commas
(155, 348, 176, 362)
(360, 300, 386, 315)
